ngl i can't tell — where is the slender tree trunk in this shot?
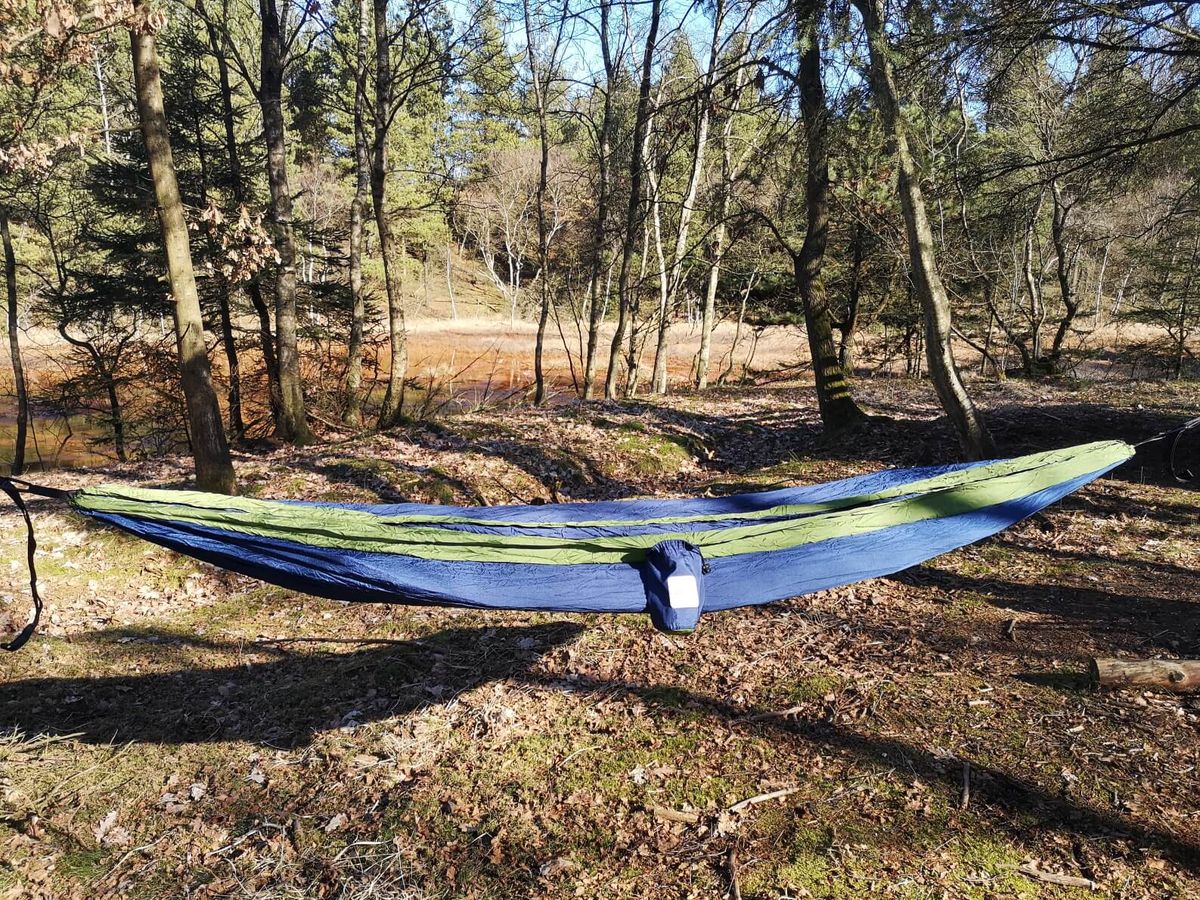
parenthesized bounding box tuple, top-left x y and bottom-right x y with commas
(840, 222, 865, 372)
(192, 103, 246, 444)
(344, 0, 370, 427)
(525, 0, 557, 405)
(445, 242, 457, 319)
(204, 4, 282, 419)
(795, 7, 866, 429)
(200, 0, 283, 423)
(855, 0, 993, 458)
(373, 0, 409, 429)
(696, 49, 749, 390)
(103, 369, 126, 462)
(130, 15, 236, 492)
(582, 0, 615, 399)
(1, 211, 28, 475)
(651, 0, 724, 395)
(604, 0, 661, 400)
(1176, 236, 1200, 379)
(259, 0, 313, 444)
(1048, 179, 1079, 368)
(1020, 197, 1046, 372)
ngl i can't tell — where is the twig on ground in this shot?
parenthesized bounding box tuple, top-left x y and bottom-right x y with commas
(1017, 863, 1098, 890)
(650, 805, 701, 825)
(727, 787, 798, 815)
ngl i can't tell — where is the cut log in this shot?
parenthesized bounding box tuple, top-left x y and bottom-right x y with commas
(1090, 657, 1200, 693)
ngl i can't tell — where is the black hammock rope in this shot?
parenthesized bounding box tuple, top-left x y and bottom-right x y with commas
(1134, 415, 1200, 482)
(0, 478, 70, 652)
(0, 416, 1196, 652)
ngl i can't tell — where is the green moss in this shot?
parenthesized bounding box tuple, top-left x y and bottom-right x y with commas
(950, 836, 1039, 898)
(789, 673, 843, 703)
(609, 426, 692, 476)
(57, 848, 108, 884)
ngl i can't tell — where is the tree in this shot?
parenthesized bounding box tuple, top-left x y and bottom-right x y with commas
(129, 5, 237, 491)
(604, 0, 662, 400)
(260, 0, 315, 443)
(854, 0, 995, 458)
(791, 4, 867, 429)
(0, 209, 27, 474)
(344, 0, 370, 426)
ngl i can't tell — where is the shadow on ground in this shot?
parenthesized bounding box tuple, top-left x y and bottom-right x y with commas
(4, 616, 1199, 872)
(0, 623, 583, 747)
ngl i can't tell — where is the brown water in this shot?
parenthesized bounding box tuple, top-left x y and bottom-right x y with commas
(0, 410, 111, 474)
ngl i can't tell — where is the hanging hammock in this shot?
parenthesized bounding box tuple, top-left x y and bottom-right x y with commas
(0, 439, 1139, 650)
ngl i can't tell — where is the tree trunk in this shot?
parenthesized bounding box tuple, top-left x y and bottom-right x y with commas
(525, 0, 555, 406)
(0, 211, 28, 476)
(604, 0, 661, 400)
(191, 99, 246, 445)
(373, 0, 409, 429)
(259, 0, 312, 444)
(695, 57, 746, 391)
(130, 15, 236, 493)
(1021, 201, 1045, 372)
(795, 8, 866, 430)
(582, 0, 616, 399)
(1047, 179, 1079, 368)
(344, 0, 370, 427)
(855, 0, 994, 459)
(651, 0, 724, 396)
(839, 222, 865, 373)
(201, 2, 282, 419)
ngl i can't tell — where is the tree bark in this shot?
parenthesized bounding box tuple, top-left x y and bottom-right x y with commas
(525, 0, 556, 405)
(582, 0, 616, 399)
(344, 0, 370, 427)
(200, 0, 281, 422)
(604, 0, 661, 400)
(1092, 657, 1200, 693)
(651, 0, 724, 395)
(1047, 179, 1079, 368)
(260, 0, 313, 444)
(839, 222, 865, 373)
(1, 210, 28, 476)
(191, 96, 246, 444)
(130, 15, 236, 493)
(695, 49, 751, 390)
(795, 8, 866, 430)
(855, 0, 994, 458)
(372, 0, 409, 429)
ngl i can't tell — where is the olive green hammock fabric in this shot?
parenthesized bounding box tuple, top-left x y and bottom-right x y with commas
(72, 441, 1132, 565)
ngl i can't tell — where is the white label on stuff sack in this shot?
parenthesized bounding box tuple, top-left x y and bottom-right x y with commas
(666, 574, 701, 610)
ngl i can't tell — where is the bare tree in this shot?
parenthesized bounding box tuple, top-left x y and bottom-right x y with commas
(604, 0, 662, 400)
(260, 0, 315, 443)
(854, 0, 994, 458)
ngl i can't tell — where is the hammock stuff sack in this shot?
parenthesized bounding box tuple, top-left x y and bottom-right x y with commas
(51, 439, 1134, 635)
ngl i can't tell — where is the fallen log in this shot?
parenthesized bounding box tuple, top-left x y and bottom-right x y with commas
(1090, 657, 1200, 693)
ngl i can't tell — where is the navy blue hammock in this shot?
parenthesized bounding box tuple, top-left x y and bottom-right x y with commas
(2, 433, 1177, 652)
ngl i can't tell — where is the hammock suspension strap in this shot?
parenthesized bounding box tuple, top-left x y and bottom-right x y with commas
(0, 477, 68, 652)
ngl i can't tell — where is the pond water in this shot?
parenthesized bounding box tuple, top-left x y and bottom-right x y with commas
(0, 409, 111, 475)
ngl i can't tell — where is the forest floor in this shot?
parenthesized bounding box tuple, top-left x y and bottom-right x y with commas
(1, 374, 1199, 899)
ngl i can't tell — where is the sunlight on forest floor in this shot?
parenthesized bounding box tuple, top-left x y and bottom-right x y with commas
(0, 376, 1198, 898)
